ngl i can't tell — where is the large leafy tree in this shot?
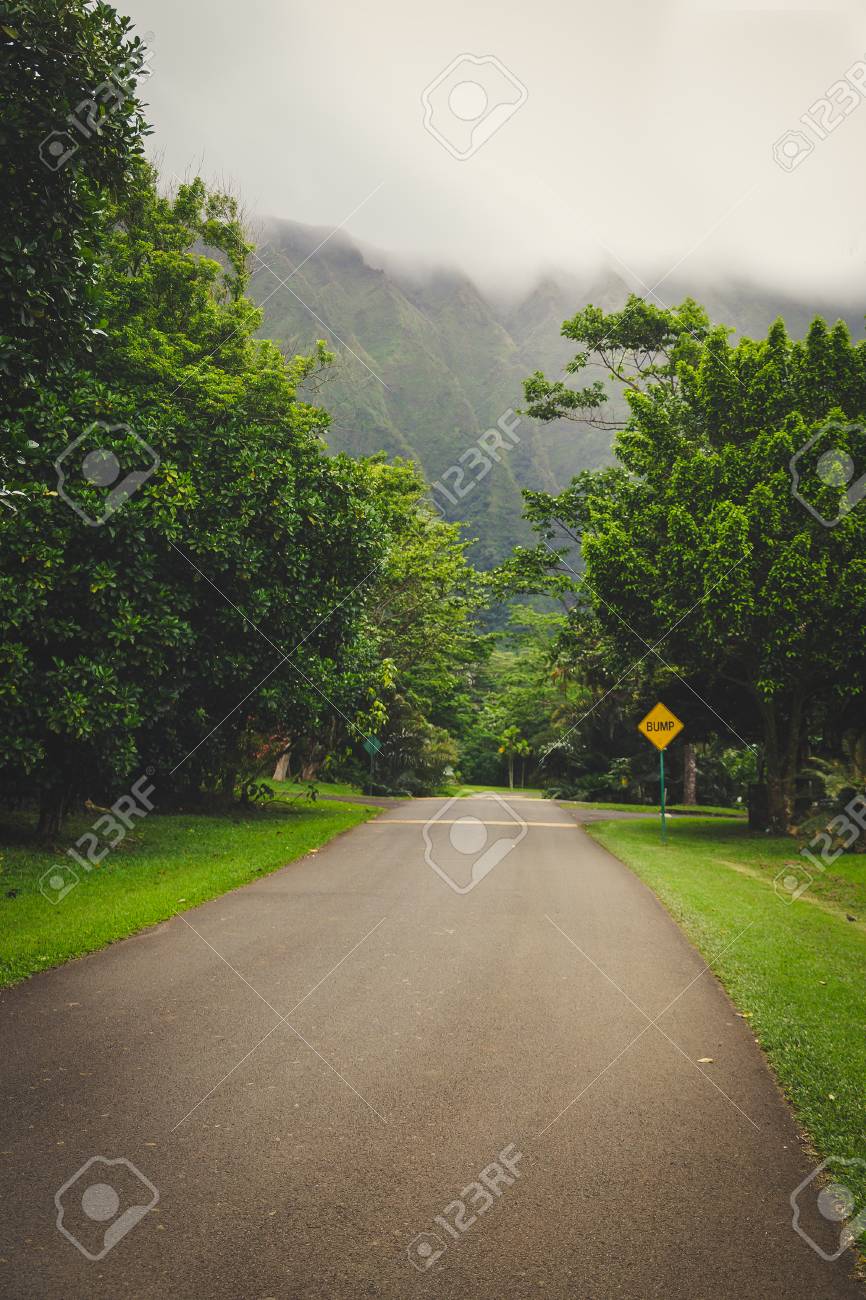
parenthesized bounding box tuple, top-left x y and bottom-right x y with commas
(0, 0, 149, 489)
(341, 461, 487, 793)
(0, 168, 387, 830)
(265, 460, 488, 790)
(521, 298, 866, 832)
(0, 0, 494, 827)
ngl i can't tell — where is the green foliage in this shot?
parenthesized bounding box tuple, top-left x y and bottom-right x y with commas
(521, 299, 866, 830)
(0, 0, 496, 825)
(0, 166, 394, 826)
(247, 227, 543, 566)
(522, 295, 710, 428)
(453, 607, 580, 787)
(496, 724, 529, 791)
(333, 462, 487, 794)
(0, 0, 150, 485)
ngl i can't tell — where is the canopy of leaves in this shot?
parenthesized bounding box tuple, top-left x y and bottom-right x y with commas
(0, 0, 150, 467)
(519, 301, 866, 828)
(0, 165, 406, 821)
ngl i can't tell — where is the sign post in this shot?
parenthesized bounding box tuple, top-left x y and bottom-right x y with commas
(363, 735, 382, 783)
(637, 702, 684, 844)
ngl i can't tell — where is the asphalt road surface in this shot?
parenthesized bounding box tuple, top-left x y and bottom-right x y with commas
(1, 794, 863, 1298)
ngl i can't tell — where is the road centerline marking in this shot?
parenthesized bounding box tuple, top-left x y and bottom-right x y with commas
(373, 819, 578, 828)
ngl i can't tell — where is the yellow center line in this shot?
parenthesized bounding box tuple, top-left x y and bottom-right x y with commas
(370, 819, 579, 828)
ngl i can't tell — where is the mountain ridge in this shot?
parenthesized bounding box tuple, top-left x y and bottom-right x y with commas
(249, 217, 866, 564)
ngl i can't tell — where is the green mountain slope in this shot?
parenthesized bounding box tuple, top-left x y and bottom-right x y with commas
(250, 218, 865, 565)
(249, 220, 623, 565)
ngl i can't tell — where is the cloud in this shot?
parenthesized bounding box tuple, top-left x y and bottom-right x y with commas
(125, 0, 866, 301)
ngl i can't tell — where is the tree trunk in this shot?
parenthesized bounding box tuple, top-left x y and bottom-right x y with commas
(37, 785, 68, 838)
(682, 743, 697, 805)
(760, 693, 803, 834)
(765, 765, 795, 833)
(273, 750, 291, 782)
(507, 755, 514, 790)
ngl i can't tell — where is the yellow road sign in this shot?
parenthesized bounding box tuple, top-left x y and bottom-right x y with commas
(637, 702, 684, 750)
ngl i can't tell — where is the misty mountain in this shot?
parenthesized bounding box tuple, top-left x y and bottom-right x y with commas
(250, 218, 866, 565)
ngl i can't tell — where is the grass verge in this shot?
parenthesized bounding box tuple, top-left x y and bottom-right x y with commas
(446, 784, 544, 798)
(0, 800, 376, 988)
(266, 777, 362, 797)
(667, 803, 746, 817)
(560, 799, 743, 816)
(587, 815, 866, 1241)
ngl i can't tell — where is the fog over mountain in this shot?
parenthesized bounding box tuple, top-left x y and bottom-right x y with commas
(117, 0, 866, 562)
(250, 215, 866, 563)
(125, 0, 866, 303)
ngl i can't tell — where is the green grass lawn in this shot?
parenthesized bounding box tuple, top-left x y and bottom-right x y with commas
(560, 799, 744, 816)
(268, 777, 416, 799)
(0, 800, 376, 988)
(447, 784, 544, 798)
(560, 799, 656, 813)
(266, 776, 363, 796)
(667, 803, 746, 817)
(588, 815, 866, 1240)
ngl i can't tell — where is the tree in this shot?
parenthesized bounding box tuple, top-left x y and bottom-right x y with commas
(331, 461, 488, 794)
(497, 726, 523, 790)
(520, 299, 866, 831)
(682, 742, 697, 805)
(0, 169, 388, 830)
(451, 605, 581, 788)
(0, 0, 150, 492)
(499, 729, 531, 790)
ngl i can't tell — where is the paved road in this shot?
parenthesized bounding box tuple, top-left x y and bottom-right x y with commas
(1, 794, 862, 1298)
(312, 793, 655, 816)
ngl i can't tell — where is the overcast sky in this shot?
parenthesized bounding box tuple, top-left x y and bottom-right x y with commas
(122, 0, 866, 299)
